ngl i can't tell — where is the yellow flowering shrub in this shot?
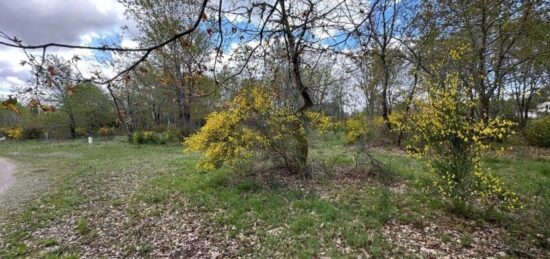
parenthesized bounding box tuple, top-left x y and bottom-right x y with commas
(184, 86, 335, 172)
(398, 72, 520, 210)
(344, 114, 393, 145)
(303, 111, 335, 133)
(387, 111, 406, 132)
(344, 115, 368, 144)
(143, 131, 155, 140)
(3, 126, 24, 140)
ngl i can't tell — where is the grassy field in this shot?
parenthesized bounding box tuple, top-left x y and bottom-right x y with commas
(0, 135, 548, 258)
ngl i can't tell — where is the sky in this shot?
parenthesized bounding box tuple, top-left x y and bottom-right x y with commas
(0, 0, 128, 96)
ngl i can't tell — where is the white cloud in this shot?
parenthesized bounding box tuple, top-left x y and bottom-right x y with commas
(0, 0, 129, 96)
(120, 39, 139, 49)
(5, 76, 23, 84)
(92, 0, 125, 17)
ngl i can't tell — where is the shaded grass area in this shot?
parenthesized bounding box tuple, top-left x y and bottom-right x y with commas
(0, 136, 548, 257)
(137, 167, 398, 257)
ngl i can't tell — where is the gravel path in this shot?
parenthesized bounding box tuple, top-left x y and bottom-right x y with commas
(0, 157, 15, 194)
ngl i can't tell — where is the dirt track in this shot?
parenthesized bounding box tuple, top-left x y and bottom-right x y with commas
(0, 157, 15, 194)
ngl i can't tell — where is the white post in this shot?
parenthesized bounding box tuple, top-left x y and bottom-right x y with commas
(88, 137, 93, 144)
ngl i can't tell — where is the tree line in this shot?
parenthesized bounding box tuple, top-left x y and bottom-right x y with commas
(0, 0, 548, 142)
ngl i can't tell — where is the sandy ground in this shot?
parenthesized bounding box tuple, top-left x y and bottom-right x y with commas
(0, 157, 15, 194)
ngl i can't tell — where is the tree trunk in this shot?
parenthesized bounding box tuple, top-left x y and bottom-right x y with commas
(293, 127, 309, 174)
(480, 94, 491, 122)
(175, 87, 192, 136)
(58, 84, 77, 139)
(68, 112, 76, 139)
(381, 52, 391, 129)
(176, 90, 186, 128)
(397, 63, 419, 146)
(280, 0, 312, 175)
(107, 83, 135, 136)
(126, 92, 137, 132)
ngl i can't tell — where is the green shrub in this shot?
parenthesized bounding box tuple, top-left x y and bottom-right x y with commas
(504, 134, 527, 146)
(131, 131, 166, 145)
(142, 131, 158, 144)
(525, 117, 550, 148)
(23, 128, 43, 139)
(132, 131, 145, 144)
(164, 128, 182, 142)
(75, 127, 87, 137)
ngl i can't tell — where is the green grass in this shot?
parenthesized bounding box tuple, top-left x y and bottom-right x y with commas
(75, 218, 90, 235)
(0, 136, 548, 257)
(137, 167, 397, 256)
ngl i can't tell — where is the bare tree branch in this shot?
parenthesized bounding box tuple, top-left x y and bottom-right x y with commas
(0, 0, 209, 85)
